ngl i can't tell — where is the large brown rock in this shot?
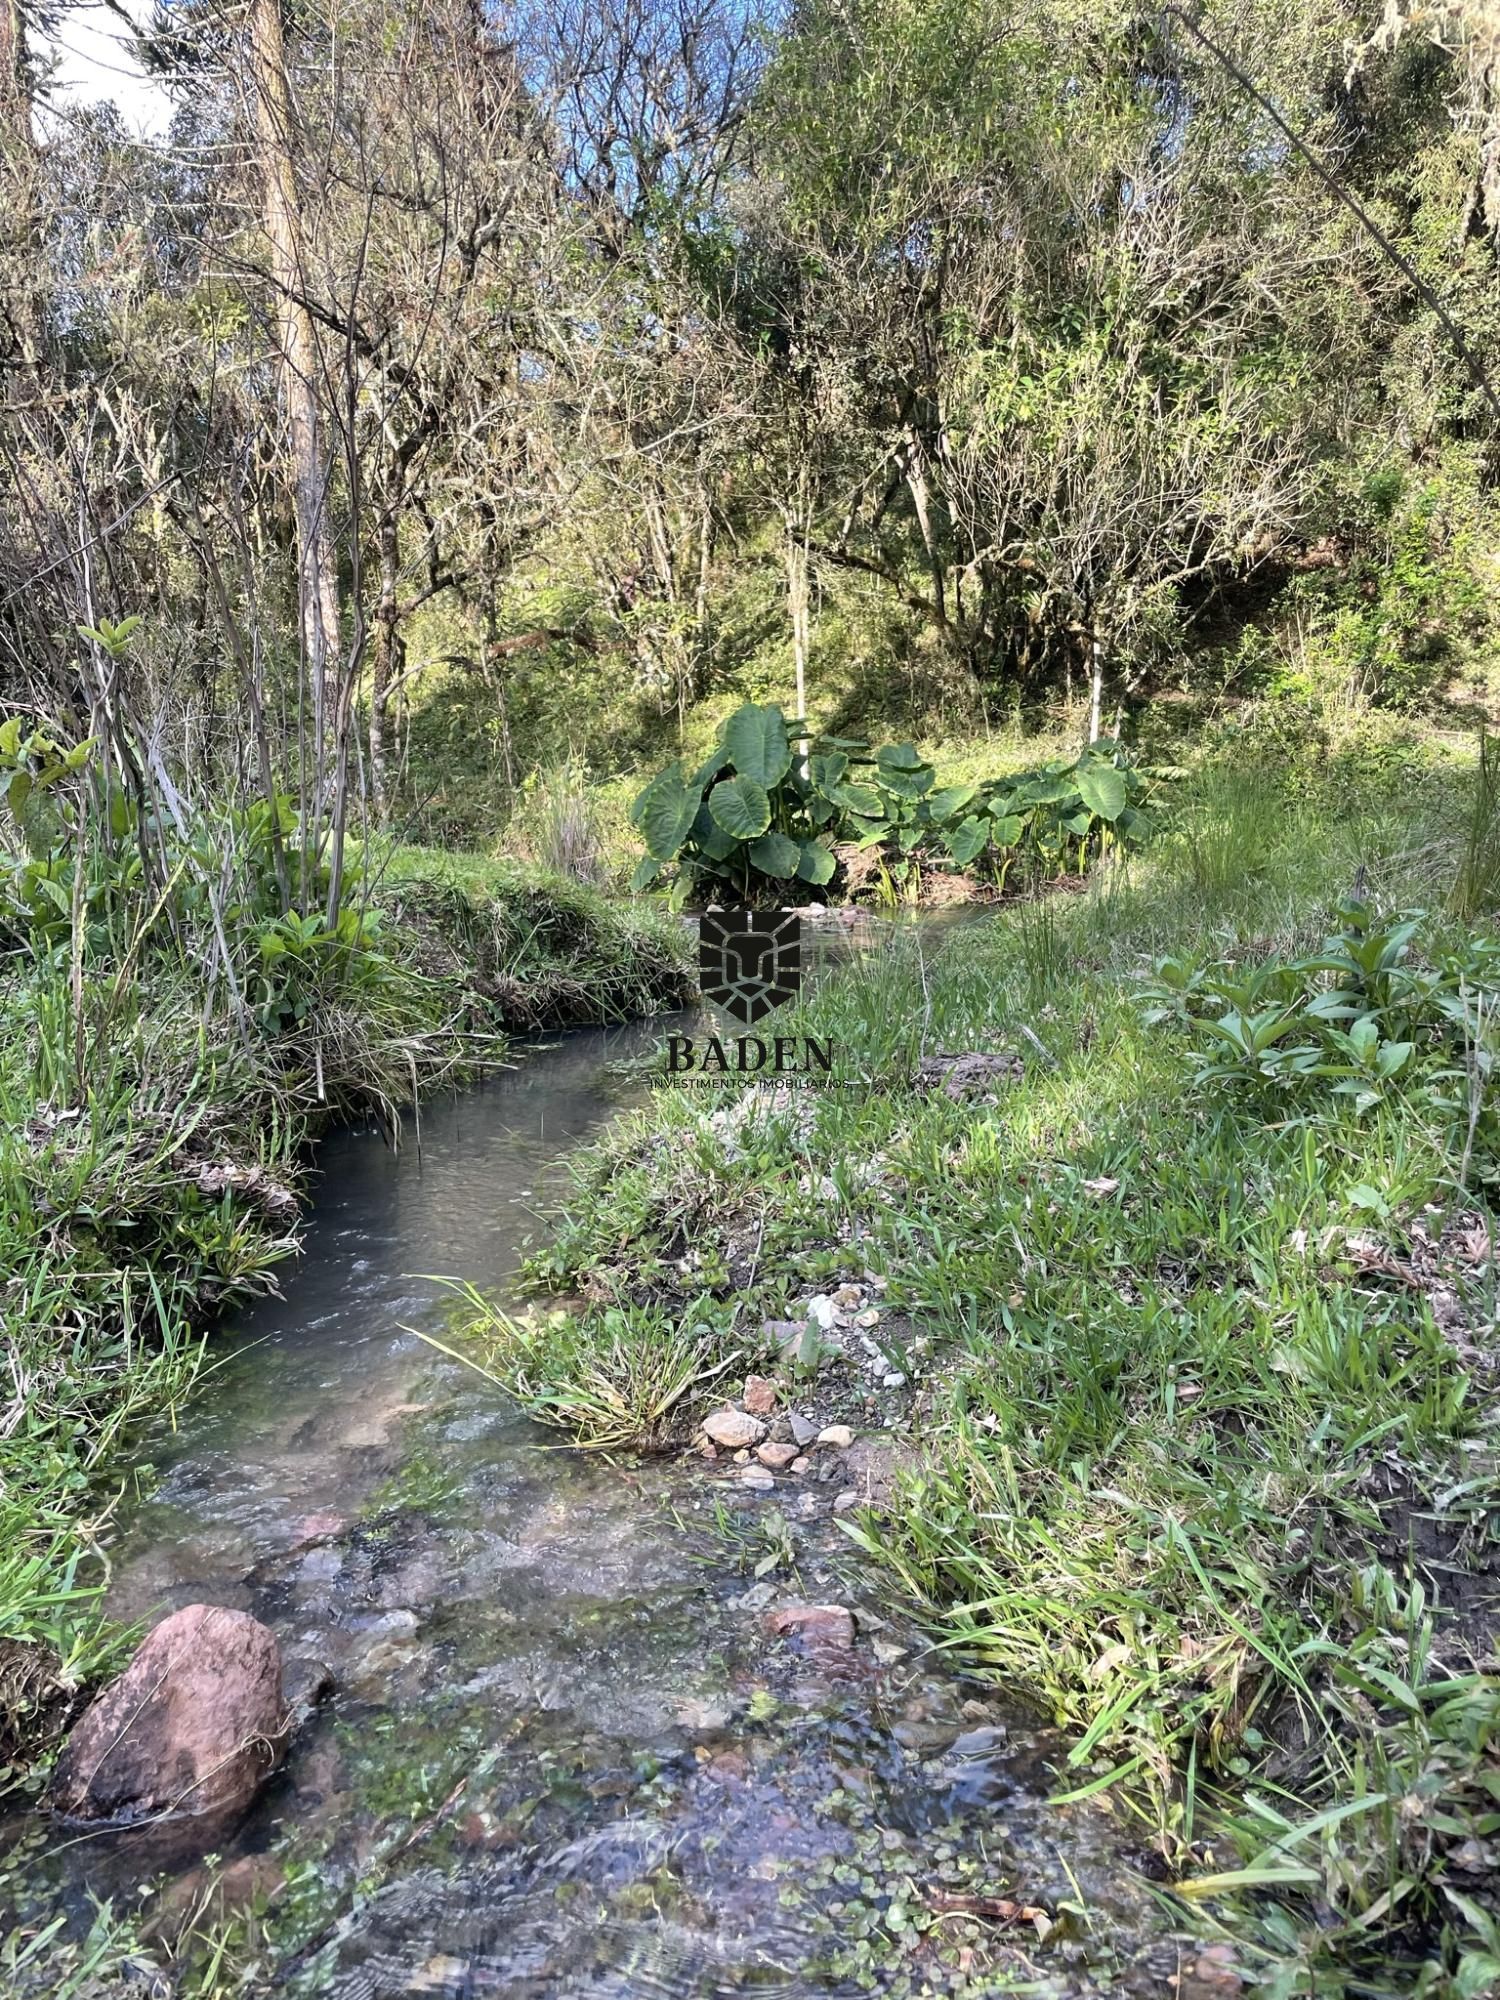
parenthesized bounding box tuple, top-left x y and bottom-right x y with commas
(49, 1604, 284, 1824)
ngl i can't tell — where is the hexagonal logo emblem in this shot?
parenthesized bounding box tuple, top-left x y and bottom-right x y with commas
(699, 911, 801, 1026)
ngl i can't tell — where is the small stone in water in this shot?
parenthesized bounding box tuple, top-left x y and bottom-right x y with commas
(817, 1424, 854, 1448)
(950, 1724, 1008, 1759)
(740, 1465, 776, 1491)
(703, 1408, 766, 1449)
(832, 1489, 860, 1513)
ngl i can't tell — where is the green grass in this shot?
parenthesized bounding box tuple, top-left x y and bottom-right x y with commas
(512, 747, 1500, 1997)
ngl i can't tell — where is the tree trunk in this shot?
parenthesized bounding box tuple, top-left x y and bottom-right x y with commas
(248, 0, 342, 870)
(1087, 630, 1104, 746)
(783, 504, 812, 775)
(370, 507, 400, 824)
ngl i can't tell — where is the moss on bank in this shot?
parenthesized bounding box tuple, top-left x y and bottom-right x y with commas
(0, 863, 692, 1786)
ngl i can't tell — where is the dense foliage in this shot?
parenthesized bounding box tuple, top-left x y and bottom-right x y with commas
(631, 701, 1157, 900)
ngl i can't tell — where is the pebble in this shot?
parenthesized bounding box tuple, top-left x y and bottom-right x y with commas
(832, 1490, 860, 1513)
(740, 1465, 776, 1492)
(743, 1374, 778, 1415)
(882, 1371, 907, 1388)
(817, 1424, 854, 1448)
(789, 1455, 810, 1474)
(703, 1408, 766, 1449)
(804, 1295, 839, 1330)
(756, 1441, 799, 1469)
(789, 1413, 819, 1446)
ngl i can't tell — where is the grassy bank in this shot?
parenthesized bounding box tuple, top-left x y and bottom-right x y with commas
(0, 849, 692, 1789)
(483, 745, 1500, 1998)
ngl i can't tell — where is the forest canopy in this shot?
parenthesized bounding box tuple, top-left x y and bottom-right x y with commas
(2, 0, 1497, 847)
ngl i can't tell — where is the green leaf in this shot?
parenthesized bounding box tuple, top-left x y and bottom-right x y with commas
(749, 831, 800, 878)
(6, 771, 32, 816)
(831, 781, 885, 817)
(690, 745, 733, 790)
(688, 802, 737, 862)
(707, 773, 772, 838)
(877, 741, 926, 771)
(631, 762, 699, 861)
(925, 784, 976, 822)
(796, 840, 836, 885)
(989, 814, 1024, 847)
(630, 854, 663, 892)
(721, 703, 792, 788)
(944, 817, 989, 866)
(1074, 758, 1128, 821)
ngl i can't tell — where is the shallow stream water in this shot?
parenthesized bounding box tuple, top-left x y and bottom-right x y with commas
(4, 977, 1186, 1997)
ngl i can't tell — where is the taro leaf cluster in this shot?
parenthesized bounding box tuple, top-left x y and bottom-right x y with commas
(837, 739, 1154, 895)
(630, 701, 841, 901)
(630, 703, 1155, 902)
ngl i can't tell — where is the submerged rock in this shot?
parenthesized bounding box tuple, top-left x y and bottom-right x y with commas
(765, 1604, 855, 1652)
(49, 1604, 284, 1825)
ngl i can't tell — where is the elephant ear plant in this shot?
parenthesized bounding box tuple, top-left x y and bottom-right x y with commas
(629, 701, 843, 903)
(631, 704, 1160, 904)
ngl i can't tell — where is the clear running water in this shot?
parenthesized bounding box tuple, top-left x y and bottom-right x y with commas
(3, 1005, 1185, 1997)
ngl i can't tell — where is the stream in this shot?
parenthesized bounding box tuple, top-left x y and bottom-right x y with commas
(3, 980, 1187, 1997)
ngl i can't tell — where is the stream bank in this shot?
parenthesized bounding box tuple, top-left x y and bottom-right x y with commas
(0, 865, 693, 1790)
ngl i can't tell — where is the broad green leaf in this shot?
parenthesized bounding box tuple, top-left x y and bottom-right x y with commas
(688, 802, 737, 862)
(631, 762, 698, 861)
(796, 840, 836, 885)
(877, 741, 926, 772)
(925, 784, 976, 822)
(629, 854, 663, 892)
(1075, 758, 1128, 821)
(721, 703, 792, 787)
(707, 773, 772, 838)
(749, 830, 800, 877)
(810, 751, 849, 791)
(944, 817, 988, 866)
(876, 764, 934, 800)
(690, 745, 732, 790)
(831, 781, 885, 817)
(989, 814, 1024, 846)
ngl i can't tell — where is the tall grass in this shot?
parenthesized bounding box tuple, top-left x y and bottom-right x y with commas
(1451, 731, 1500, 921)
